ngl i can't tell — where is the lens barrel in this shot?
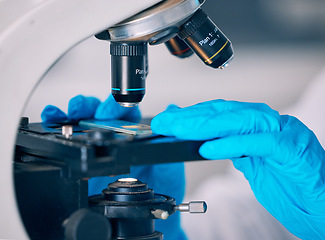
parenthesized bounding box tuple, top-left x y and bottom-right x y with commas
(178, 9, 233, 69)
(164, 36, 194, 58)
(110, 41, 148, 107)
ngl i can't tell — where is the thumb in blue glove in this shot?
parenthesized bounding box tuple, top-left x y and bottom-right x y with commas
(151, 99, 325, 240)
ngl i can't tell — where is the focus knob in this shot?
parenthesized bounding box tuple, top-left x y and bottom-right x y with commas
(64, 209, 112, 240)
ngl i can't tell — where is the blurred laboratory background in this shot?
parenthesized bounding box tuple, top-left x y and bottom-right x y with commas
(23, 0, 325, 239)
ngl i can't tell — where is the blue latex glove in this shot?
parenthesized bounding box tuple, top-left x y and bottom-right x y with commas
(42, 95, 186, 240)
(151, 99, 325, 240)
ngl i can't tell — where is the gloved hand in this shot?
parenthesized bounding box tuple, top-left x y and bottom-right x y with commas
(42, 95, 186, 240)
(151, 99, 325, 240)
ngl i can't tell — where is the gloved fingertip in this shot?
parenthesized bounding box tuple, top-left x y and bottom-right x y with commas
(95, 95, 127, 120)
(150, 115, 164, 134)
(198, 141, 215, 159)
(68, 95, 100, 120)
(121, 106, 142, 122)
(199, 140, 228, 160)
(166, 104, 180, 111)
(151, 110, 180, 136)
(41, 105, 68, 123)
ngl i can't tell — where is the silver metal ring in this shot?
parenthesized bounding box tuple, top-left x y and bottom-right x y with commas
(108, 0, 204, 41)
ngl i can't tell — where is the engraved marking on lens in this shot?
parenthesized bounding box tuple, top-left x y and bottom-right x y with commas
(209, 38, 218, 46)
(204, 40, 228, 64)
(135, 69, 145, 74)
(199, 37, 210, 46)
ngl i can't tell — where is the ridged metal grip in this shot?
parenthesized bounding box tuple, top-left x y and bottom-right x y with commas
(174, 201, 207, 213)
(178, 9, 207, 39)
(110, 42, 147, 56)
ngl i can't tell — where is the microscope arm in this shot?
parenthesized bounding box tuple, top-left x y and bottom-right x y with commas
(0, 1, 159, 238)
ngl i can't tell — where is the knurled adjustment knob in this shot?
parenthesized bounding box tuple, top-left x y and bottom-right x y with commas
(178, 9, 208, 39)
(87, 130, 115, 142)
(174, 201, 207, 213)
(20, 117, 29, 127)
(110, 41, 147, 56)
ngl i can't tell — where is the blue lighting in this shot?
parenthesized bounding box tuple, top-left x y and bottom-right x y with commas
(125, 88, 145, 91)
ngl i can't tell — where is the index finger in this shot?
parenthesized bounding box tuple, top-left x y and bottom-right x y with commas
(151, 100, 280, 140)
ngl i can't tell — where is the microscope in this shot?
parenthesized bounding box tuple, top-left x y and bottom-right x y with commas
(102, 0, 233, 107)
(0, 0, 233, 239)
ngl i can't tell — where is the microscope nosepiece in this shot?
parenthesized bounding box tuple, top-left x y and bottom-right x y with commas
(110, 41, 148, 107)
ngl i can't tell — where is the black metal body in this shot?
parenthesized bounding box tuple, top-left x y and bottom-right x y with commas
(90, 179, 176, 240)
(111, 42, 148, 105)
(14, 162, 89, 240)
(178, 9, 233, 68)
(165, 36, 194, 58)
(14, 119, 204, 239)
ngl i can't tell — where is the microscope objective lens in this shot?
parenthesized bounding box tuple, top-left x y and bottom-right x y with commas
(110, 41, 148, 107)
(178, 9, 234, 69)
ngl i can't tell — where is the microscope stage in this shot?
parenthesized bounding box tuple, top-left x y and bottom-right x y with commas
(15, 118, 204, 178)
